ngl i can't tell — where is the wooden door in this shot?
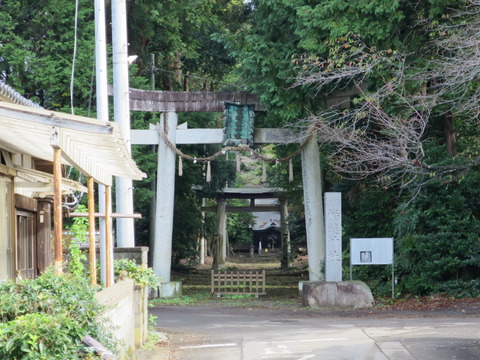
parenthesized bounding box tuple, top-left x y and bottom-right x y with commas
(17, 211, 36, 279)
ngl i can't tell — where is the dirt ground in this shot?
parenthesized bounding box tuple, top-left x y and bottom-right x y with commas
(168, 253, 480, 318)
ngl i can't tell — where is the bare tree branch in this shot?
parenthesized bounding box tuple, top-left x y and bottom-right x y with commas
(291, 4, 480, 191)
(291, 37, 404, 95)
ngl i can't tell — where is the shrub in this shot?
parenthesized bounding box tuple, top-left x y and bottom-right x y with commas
(114, 258, 160, 287)
(394, 177, 480, 296)
(0, 313, 93, 359)
(0, 269, 117, 359)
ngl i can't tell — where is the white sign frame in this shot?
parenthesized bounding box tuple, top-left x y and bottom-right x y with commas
(350, 238, 393, 265)
(350, 238, 395, 297)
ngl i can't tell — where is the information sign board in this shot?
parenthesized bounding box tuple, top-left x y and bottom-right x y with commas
(350, 238, 393, 265)
(350, 237, 395, 297)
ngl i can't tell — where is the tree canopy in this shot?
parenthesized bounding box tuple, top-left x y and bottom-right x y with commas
(0, 0, 95, 111)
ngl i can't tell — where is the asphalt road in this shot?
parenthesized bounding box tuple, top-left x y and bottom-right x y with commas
(152, 305, 480, 360)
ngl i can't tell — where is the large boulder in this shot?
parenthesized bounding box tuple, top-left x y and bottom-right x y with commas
(302, 281, 374, 308)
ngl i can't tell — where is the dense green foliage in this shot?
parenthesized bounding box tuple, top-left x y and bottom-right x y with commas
(65, 205, 88, 277)
(0, 270, 115, 359)
(394, 174, 480, 297)
(226, 202, 257, 248)
(114, 258, 160, 287)
(127, 0, 247, 91)
(0, 0, 95, 112)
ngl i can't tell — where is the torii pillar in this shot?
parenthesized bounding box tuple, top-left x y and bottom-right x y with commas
(301, 132, 325, 281)
(154, 112, 182, 297)
(279, 197, 291, 269)
(214, 197, 227, 268)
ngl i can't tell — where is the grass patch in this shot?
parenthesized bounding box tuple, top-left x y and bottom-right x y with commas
(149, 288, 301, 308)
(150, 294, 211, 306)
(149, 254, 308, 309)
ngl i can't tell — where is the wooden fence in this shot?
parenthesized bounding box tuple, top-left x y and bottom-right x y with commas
(211, 270, 266, 298)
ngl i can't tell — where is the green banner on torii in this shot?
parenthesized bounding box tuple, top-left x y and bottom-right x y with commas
(223, 102, 255, 146)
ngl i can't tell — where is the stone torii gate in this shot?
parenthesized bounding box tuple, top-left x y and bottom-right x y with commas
(129, 88, 325, 296)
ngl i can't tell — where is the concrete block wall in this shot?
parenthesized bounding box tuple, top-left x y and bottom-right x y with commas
(134, 284, 149, 347)
(112, 246, 149, 266)
(95, 279, 149, 359)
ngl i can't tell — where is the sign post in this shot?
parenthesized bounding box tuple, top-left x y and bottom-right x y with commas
(350, 238, 394, 298)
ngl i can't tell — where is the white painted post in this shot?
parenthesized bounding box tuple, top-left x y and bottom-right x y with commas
(98, 185, 114, 285)
(98, 185, 107, 285)
(94, 0, 110, 285)
(301, 133, 325, 281)
(199, 198, 205, 264)
(325, 192, 342, 282)
(112, 0, 135, 247)
(224, 229, 228, 258)
(280, 198, 291, 268)
(115, 178, 135, 247)
(199, 237, 205, 264)
(216, 197, 227, 267)
(153, 112, 178, 283)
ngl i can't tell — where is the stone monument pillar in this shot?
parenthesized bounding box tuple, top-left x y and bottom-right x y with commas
(325, 192, 342, 282)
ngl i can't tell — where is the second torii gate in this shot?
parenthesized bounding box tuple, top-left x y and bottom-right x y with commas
(202, 187, 294, 269)
(129, 88, 325, 296)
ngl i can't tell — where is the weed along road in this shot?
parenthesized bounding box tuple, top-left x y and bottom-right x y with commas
(151, 304, 480, 360)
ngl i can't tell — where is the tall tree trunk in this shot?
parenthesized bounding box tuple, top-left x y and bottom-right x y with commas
(175, 52, 182, 85)
(444, 111, 457, 156)
(183, 71, 190, 92)
(161, 53, 182, 91)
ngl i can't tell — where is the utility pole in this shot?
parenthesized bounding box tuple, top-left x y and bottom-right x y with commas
(94, 0, 113, 285)
(112, 0, 135, 247)
(149, 53, 156, 266)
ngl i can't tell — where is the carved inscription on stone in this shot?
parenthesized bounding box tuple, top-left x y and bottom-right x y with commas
(325, 192, 342, 282)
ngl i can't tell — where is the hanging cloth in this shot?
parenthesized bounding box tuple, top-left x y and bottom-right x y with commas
(178, 156, 183, 176)
(262, 161, 267, 182)
(236, 152, 241, 172)
(206, 161, 212, 183)
(288, 159, 294, 182)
